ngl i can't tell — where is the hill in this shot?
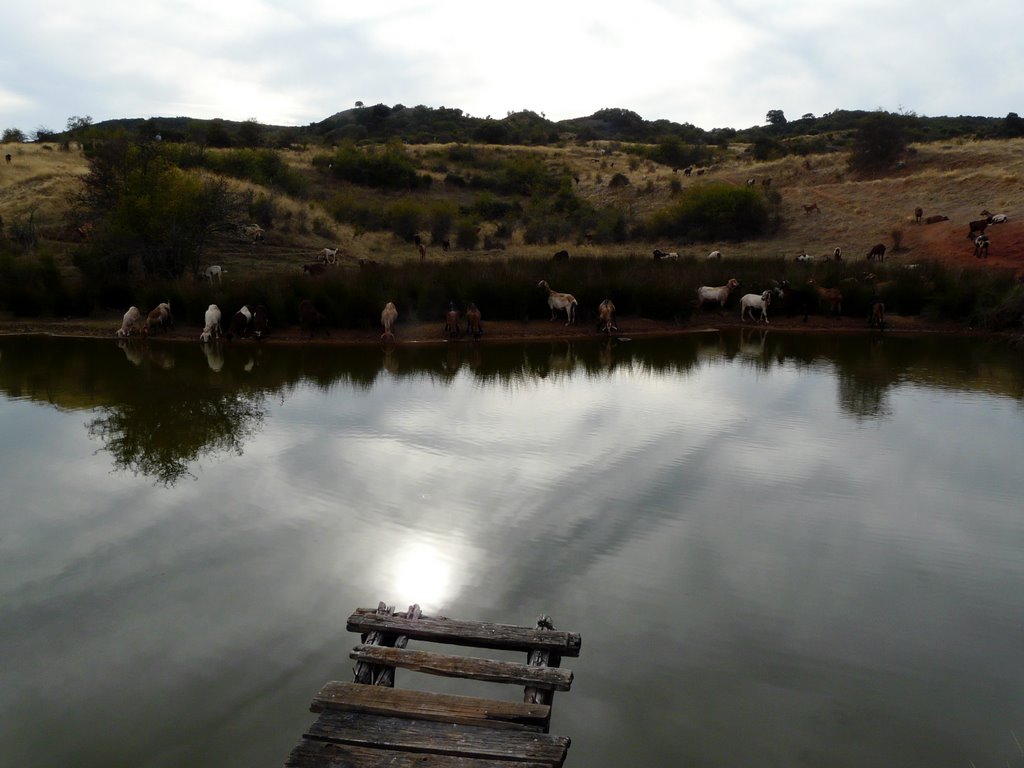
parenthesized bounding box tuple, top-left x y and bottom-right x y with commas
(3, 134, 1022, 276)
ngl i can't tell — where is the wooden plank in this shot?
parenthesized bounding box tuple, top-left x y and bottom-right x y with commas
(348, 610, 581, 657)
(287, 738, 551, 767)
(349, 645, 573, 691)
(312, 681, 550, 730)
(304, 710, 570, 765)
(352, 602, 394, 686)
(524, 616, 561, 715)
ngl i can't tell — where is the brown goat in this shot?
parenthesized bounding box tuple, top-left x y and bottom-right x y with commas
(808, 278, 843, 315)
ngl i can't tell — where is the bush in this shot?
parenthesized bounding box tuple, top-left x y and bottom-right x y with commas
(848, 112, 910, 172)
(455, 218, 480, 250)
(325, 140, 426, 190)
(648, 185, 769, 241)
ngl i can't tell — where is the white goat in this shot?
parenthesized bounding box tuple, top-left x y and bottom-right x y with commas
(320, 247, 339, 264)
(740, 290, 772, 323)
(794, 253, 811, 262)
(200, 304, 222, 343)
(381, 301, 398, 340)
(240, 224, 264, 243)
(203, 265, 226, 283)
(990, 213, 1009, 224)
(707, 250, 723, 260)
(696, 278, 740, 310)
(116, 306, 143, 337)
(538, 280, 578, 325)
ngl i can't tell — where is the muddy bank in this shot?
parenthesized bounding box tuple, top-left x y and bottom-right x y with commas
(0, 312, 1000, 347)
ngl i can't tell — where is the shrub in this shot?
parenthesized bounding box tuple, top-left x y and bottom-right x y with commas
(326, 140, 426, 190)
(609, 173, 630, 188)
(455, 218, 479, 250)
(648, 184, 769, 241)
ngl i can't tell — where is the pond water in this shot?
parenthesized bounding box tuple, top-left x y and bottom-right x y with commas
(1, 331, 1023, 768)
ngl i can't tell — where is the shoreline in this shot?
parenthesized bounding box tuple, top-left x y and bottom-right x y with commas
(0, 313, 1007, 347)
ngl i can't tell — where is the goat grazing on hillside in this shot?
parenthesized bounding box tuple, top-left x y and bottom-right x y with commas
(538, 280, 578, 325)
(867, 243, 887, 262)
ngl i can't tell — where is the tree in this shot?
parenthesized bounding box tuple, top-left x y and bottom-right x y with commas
(237, 118, 264, 148)
(1, 127, 26, 143)
(998, 112, 1024, 138)
(66, 115, 94, 132)
(848, 112, 909, 172)
(766, 109, 787, 127)
(355, 100, 364, 109)
(34, 126, 58, 142)
(75, 135, 241, 278)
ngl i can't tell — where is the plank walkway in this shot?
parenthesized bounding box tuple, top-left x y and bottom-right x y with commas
(286, 603, 581, 767)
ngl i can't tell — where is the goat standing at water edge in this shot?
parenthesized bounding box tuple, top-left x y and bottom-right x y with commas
(597, 299, 617, 335)
(538, 280, 578, 325)
(740, 291, 771, 323)
(465, 303, 482, 338)
(443, 302, 462, 338)
(696, 278, 740, 312)
(381, 302, 397, 340)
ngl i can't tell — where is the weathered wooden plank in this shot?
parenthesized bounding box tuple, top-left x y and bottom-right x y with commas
(352, 602, 395, 686)
(348, 610, 582, 657)
(312, 681, 550, 730)
(304, 710, 570, 765)
(287, 738, 551, 768)
(524, 616, 561, 714)
(349, 645, 573, 691)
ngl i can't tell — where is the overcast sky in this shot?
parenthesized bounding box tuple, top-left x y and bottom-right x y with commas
(3, 0, 1023, 136)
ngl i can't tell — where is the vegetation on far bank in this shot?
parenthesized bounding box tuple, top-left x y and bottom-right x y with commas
(2, 106, 1024, 334)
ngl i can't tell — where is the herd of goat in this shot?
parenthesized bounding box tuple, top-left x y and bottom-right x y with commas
(111, 205, 1017, 343)
(112, 270, 886, 348)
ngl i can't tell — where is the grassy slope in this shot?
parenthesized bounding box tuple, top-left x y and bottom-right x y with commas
(2, 137, 1023, 280)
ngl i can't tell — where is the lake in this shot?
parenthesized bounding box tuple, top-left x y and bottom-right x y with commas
(1, 331, 1023, 767)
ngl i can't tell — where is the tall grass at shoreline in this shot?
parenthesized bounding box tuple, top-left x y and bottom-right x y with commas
(1, 253, 1021, 331)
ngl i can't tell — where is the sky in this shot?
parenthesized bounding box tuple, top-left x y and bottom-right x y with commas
(3, 0, 1023, 136)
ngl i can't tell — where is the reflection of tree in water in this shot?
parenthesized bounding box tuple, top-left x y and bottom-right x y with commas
(86, 391, 266, 485)
(833, 339, 898, 421)
(836, 371, 893, 421)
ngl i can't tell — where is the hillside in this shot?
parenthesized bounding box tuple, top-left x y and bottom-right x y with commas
(2, 137, 1022, 280)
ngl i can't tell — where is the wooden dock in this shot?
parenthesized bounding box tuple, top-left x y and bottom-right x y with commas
(286, 603, 582, 767)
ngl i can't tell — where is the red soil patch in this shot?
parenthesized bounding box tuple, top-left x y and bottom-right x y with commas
(905, 218, 1024, 278)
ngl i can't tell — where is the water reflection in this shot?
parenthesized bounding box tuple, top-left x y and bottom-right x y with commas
(2, 332, 1024, 768)
(0, 333, 1022, 487)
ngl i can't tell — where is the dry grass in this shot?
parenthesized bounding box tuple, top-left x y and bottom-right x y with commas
(3, 137, 1024, 278)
